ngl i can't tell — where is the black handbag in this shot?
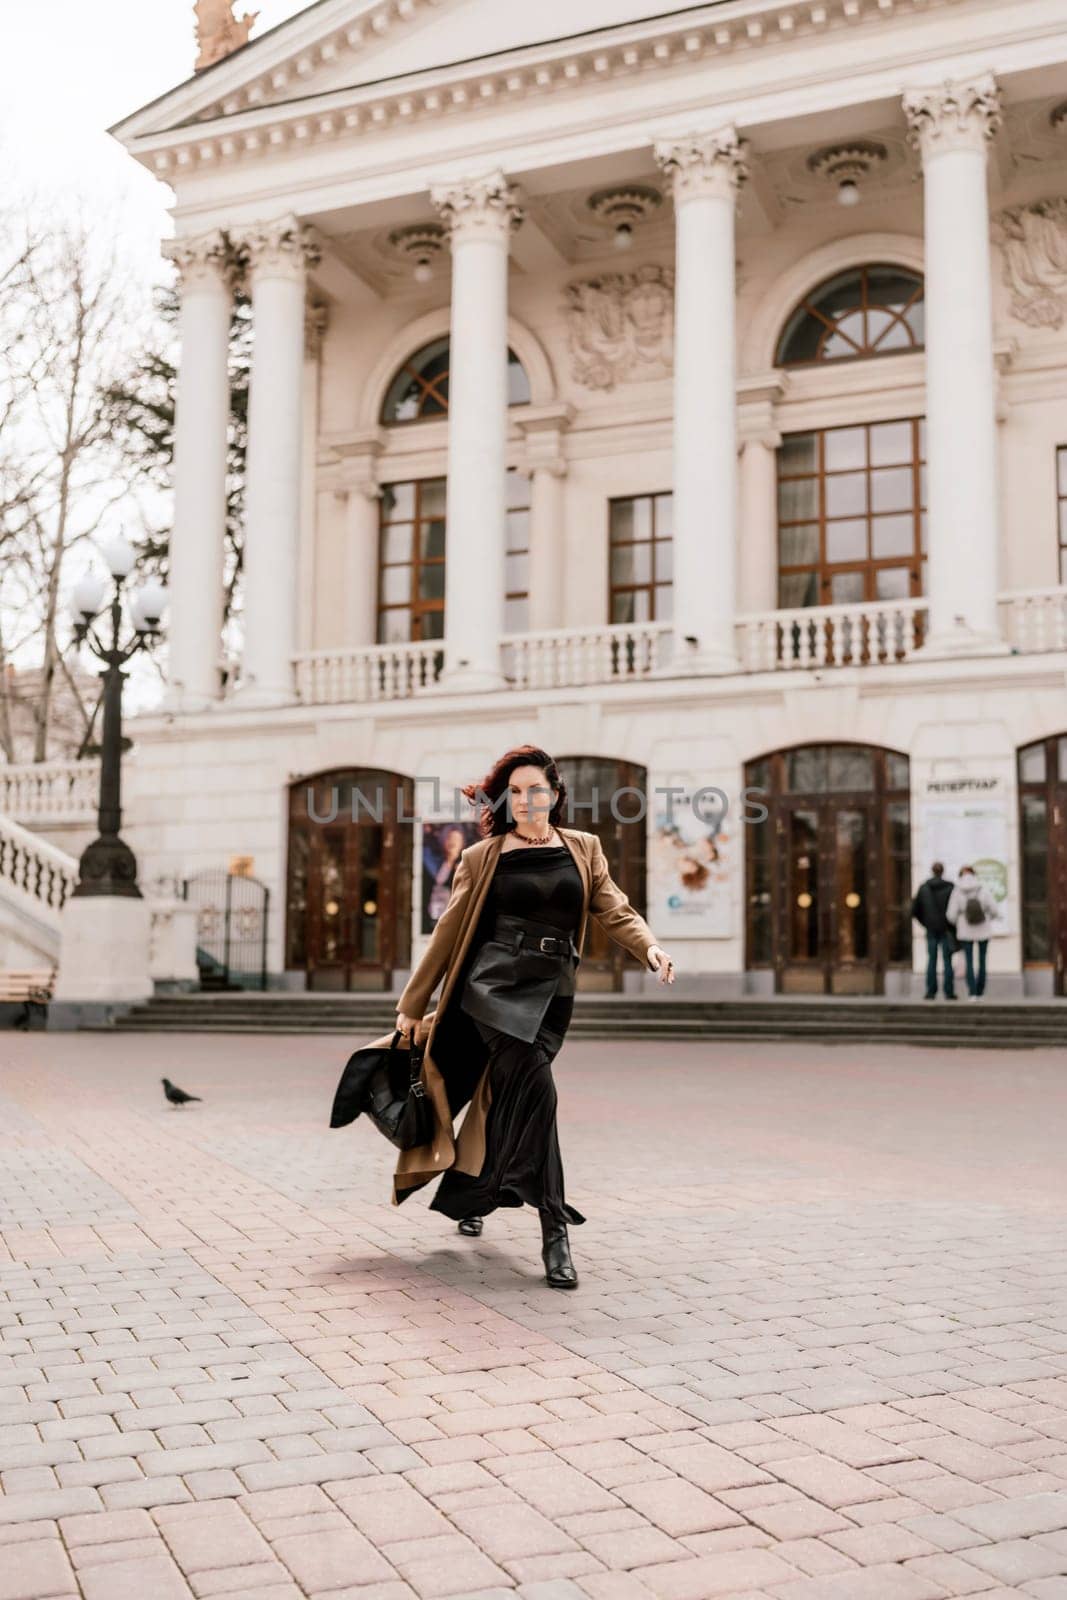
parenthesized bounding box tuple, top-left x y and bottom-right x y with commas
(329, 1027, 434, 1151)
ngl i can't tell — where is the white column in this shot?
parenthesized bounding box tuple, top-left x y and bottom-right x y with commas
(430, 171, 523, 691)
(232, 215, 321, 706)
(904, 74, 1005, 654)
(298, 300, 329, 655)
(344, 489, 380, 649)
(516, 405, 572, 630)
(738, 432, 781, 615)
(339, 433, 383, 647)
(655, 128, 748, 675)
(162, 230, 232, 712)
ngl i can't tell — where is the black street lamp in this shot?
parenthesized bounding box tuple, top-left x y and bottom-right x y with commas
(70, 534, 167, 900)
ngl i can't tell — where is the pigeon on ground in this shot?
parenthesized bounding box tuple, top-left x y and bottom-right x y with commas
(162, 1077, 202, 1107)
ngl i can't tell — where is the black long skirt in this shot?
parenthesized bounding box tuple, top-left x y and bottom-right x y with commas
(428, 988, 585, 1228)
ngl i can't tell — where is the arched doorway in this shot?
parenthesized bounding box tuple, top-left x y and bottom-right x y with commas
(285, 768, 413, 991)
(1017, 735, 1067, 995)
(745, 743, 911, 994)
(557, 755, 648, 991)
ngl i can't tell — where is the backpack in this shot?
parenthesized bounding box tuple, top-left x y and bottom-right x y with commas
(963, 892, 985, 926)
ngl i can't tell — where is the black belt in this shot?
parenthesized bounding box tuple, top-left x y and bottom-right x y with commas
(490, 912, 578, 957)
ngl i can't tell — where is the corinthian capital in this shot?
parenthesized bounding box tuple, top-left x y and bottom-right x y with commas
(162, 229, 235, 291)
(903, 73, 1002, 158)
(430, 171, 524, 242)
(654, 127, 749, 202)
(233, 215, 322, 282)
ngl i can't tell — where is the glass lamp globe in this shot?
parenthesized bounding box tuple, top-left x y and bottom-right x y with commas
(131, 580, 168, 631)
(101, 531, 137, 579)
(72, 571, 107, 621)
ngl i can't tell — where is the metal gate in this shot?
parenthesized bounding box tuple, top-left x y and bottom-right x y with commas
(182, 870, 269, 990)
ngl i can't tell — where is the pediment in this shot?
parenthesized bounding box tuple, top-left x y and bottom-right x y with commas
(112, 0, 712, 141)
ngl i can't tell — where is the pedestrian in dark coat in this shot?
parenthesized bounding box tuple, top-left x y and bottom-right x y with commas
(910, 861, 957, 1000)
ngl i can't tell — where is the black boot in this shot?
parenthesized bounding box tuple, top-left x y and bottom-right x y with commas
(540, 1210, 578, 1290)
(457, 1216, 483, 1237)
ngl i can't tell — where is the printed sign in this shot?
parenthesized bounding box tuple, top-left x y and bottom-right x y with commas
(918, 774, 1012, 935)
(649, 783, 734, 937)
(421, 821, 480, 934)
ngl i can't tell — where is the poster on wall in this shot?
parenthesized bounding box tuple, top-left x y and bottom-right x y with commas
(648, 782, 734, 937)
(420, 821, 480, 935)
(918, 774, 1013, 935)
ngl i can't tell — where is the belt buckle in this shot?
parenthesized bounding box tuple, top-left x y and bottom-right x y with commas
(538, 935, 556, 953)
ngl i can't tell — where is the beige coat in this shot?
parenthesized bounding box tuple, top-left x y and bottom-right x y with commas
(387, 826, 658, 1206)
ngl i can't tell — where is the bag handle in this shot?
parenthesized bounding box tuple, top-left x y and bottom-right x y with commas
(390, 1028, 426, 1093)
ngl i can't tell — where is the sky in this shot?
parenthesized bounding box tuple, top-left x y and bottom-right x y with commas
(1, 2, 312, 718)
(3, 0, 312, 274)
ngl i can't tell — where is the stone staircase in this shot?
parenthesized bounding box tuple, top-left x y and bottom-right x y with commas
(88, 992, 1067, 1048)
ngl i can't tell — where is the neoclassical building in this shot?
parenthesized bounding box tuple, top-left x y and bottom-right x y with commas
(105, 0, 1067, 998)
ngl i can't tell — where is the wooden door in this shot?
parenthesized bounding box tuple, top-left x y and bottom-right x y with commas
(286, 770, 412, 991)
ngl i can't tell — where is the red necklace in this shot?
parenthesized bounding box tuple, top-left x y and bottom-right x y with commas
(511, 827, 556, 846)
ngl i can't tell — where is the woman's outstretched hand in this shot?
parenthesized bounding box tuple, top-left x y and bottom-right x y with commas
(647, 946, 676, 984)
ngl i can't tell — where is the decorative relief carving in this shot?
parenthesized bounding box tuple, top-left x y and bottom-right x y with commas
(903, 74, 1002, 156)
(993, 198, 1067, 329)
(430, 171, 524, 240)
(564, 265, 674, 391)
(304, 300, 329, 359)
(194, 0, 257, 72)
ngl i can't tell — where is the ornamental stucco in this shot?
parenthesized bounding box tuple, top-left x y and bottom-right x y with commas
(993, 198, 1067, 330)
(232, 216, 322, 281)
(653, 128, 749, 201)
(162, 228, 235, 290)
(564, 265, 674, 392)
(902, 73, 1003, 157)
(429, 172, 524, 241)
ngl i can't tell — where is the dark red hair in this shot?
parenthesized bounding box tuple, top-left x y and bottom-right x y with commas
(461, 744, 568, 839)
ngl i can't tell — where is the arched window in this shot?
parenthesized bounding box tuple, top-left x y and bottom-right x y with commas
(777, 265, 924, 367)
(380, 338, 531, 423)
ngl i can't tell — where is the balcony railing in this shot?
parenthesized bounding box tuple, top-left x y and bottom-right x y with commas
(0, 760, 99, 825)
(502, 621, 670, 689)
(290, 588, 1067, 705)
(735, 597, 927, 672)
(999, 586, 1067, 654)
(294, 640, 444, 704)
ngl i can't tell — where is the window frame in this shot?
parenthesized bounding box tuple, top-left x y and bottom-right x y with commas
(776, 265, 925, 370)
(380, 340, 532, 426)
(377, 470, 531, 644)
(776, 418, 927, 610)
(608, 491, 674, 626)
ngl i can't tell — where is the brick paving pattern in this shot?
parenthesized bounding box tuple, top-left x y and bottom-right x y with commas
(1, 1031, 1066, 1599)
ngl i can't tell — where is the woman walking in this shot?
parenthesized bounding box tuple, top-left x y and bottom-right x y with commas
(394, 745, 676, 1289)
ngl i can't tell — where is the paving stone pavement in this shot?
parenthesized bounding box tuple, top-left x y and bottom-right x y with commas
(1, 1030, 1066, 1600)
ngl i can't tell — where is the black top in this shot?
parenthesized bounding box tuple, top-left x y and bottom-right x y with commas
(487, 845, 583, 935)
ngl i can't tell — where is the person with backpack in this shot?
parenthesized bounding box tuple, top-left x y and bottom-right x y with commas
(910, 862, 957, 1000)
(947, 865, 1000, 1000)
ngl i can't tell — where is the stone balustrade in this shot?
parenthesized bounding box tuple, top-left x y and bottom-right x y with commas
(290, 589, 1067, 705)
(0, 761, 99, 825)
(999, 585, 1067, 655)
(735, 597, 928, 673)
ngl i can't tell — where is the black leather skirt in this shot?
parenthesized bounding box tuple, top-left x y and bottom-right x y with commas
(459, 912, 580, 1045)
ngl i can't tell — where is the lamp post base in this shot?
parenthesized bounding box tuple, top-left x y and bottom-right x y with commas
(53, 895, 153, 1005)
(72, 834, 142, 899)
